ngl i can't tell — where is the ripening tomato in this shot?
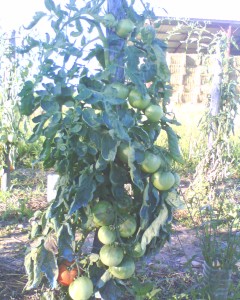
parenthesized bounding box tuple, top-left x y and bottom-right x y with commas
(57, 260, 78, 286)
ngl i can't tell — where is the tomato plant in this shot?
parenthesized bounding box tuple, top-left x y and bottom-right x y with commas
(57, 260, 78, 286)
(20, 0, 184, 298)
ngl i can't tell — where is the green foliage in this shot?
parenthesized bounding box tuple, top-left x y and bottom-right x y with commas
(18, 0, 183, 298)
(184, 29, 240, 270)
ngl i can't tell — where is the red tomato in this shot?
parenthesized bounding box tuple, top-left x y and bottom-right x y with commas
(57, 260, 78, 286)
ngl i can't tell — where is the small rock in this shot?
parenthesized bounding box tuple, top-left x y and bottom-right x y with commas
(191, 260, 202, 268)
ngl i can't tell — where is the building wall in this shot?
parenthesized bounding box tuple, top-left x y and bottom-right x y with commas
(166, 53, 240, 104)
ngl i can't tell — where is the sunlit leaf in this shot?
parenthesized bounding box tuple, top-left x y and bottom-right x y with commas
(24, 12, 46, 30)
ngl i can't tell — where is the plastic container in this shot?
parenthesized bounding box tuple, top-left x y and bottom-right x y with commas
(203, 261, 232, 300)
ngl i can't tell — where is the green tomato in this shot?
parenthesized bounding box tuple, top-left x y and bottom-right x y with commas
(128, 89, 151, 110)
(131, 242, 146, 258)
(100, 244, 124, 267)
(140, 151, 162, 173)
(105, 82, 129, 99)
(118, 215, 137, 238)
(144, 105, 164, 122)
(117, 143, 130, 163)
(98, 226, 116, 245)
(102, 14, 116, 28)
(68, 276, 93, 300)
(151, 171, 175, 191)
(116, 19, 135, 38)
(109, 256, 135, 279)
(92, 201, 114, 227)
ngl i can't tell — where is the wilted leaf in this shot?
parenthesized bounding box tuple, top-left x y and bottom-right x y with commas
(141, 203, 169, 252)
(164, 126, 184, 164)
(128, 147, 144, 191)
(25, 243, 58, 290)
(57, 223, 75, 261)
(140, 182, 160, 230)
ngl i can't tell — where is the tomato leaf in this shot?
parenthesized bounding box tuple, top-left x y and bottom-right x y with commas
(129, 126, 151, 148)
(28, 119, 47, 143)
(141, 203, 169, 252)
(95, 155, 108, 171)
(101, 134, 119, 161)
(44, 0, 56, 12)
(82, 108, 101, 128)
(24, 243, 58, 290)
(128, 146, 144, 191)
(69, 173, 96, 214)
(24, 12, 46, 30)
(151, 42, 170, 82)
(57, 223, 75, 262)
(99, 279, 123, 300)
(164, 125, 184, 164)
(110, 163, 128, 186)
(140, 182, 160, 230)
(163, 189, 185, 209)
